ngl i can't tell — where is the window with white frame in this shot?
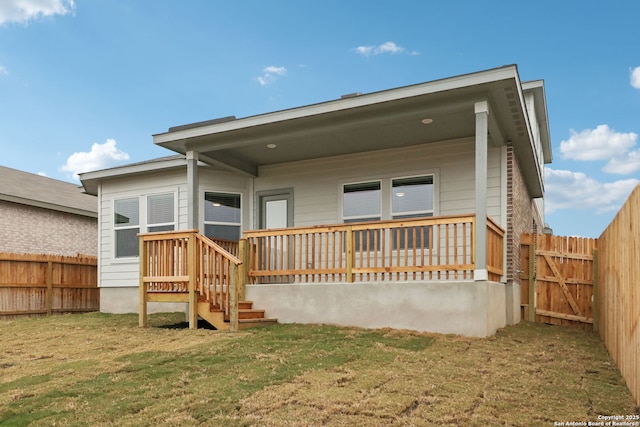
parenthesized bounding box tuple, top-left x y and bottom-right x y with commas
(113, 192, 175, 258)
(114, 198, 139, 258)
(392, 176, 434, 219)
(342, 181, 381, 223)
(392, 175, 434, 249)
(147, 193, 175, 233)
(204, 192, 241, 242)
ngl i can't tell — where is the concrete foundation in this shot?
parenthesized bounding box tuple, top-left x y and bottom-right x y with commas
(100, 280, 515, 337)
(100, 286, 188, 315)
(246, 280, 507, 337)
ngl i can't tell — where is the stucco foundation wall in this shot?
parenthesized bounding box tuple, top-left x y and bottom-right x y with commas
(100, 286, 188, 315)
(0, 201, 97, 256)
(246, 281, 507, 337)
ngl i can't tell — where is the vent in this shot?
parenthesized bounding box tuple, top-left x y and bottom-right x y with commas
(340, 92, 362, 99)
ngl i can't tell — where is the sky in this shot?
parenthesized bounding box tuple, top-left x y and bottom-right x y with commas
(1, 0, 639, 238)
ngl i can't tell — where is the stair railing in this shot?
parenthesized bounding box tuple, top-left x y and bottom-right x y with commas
(138, 230, 243, 331)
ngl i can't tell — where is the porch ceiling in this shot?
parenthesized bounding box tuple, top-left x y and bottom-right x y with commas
(153, 65, 544, 195)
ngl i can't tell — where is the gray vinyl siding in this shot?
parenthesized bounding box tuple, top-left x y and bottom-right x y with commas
(254, 138, 504, 229)
(97, 167, 250, 288)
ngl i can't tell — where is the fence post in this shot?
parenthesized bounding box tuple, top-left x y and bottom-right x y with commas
(229, 263, 239, 332)
(46, 261, 53, 316)
(528, 236, 536, 322)
(346, 226, 354, 283)
(238, 239, 247, 300)
(138, 235, 147, 327)
(188, 231, 198, 329)
(592, 248, 599, 332)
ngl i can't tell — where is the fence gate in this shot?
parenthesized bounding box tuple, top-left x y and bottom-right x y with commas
(520, 234, 597, 330)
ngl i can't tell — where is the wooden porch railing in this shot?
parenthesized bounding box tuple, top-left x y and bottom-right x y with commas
(138, 230, 243, 330)
(242, 214, 504, 284)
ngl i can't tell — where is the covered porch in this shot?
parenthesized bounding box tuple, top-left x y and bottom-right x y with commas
(138, 213, 506, 335)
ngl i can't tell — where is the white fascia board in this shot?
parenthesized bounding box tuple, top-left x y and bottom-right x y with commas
(522, 80, 552, 163)
(154, 65, 520, 146)
(79, 157, 191, 195)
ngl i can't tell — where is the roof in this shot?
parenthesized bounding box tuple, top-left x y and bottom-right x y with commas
(0, 166, 97, 218)
(153, 64, 552, 197)
(79, 155, 187, 195)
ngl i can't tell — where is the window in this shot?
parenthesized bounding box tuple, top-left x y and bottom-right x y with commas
(147, 193, 175, 233)
(204, 192, 241, 242)
(341, 175, 435, 250)
(114, 198, 139, 258)
(113, 192, 175, 259)
(392, 176, 434, 249)
(343, 181, 381, 250)
(392, 176, 434, 219)
(343, 181, 381, 223)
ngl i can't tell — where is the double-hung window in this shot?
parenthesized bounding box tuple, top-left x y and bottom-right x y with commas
(204, 192, 241, 242)
(147, 193, 175, 233)
(343, 181, 381, 250)
(342, 181, 381, 223)
(114, 198, 140, 258)
(342, 175, 435, 250)
(392, 175, 434, 249)
(113, 192, 175, 258)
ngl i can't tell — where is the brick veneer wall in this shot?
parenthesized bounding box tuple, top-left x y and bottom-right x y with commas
(0, 201, 97, 256)
(506, 145, 539, 285)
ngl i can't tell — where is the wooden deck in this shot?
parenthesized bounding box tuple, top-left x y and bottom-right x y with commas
(138, 214, 504, 330)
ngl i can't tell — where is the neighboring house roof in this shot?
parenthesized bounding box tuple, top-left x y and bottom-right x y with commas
(0, 166, 97, 218)
(153, 64, 552, 198)
(79, 155, 187, 196)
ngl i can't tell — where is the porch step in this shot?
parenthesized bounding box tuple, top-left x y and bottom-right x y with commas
(197, 299, 277, 330)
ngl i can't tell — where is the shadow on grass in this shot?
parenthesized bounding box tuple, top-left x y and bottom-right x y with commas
(157, 318, 217, 330)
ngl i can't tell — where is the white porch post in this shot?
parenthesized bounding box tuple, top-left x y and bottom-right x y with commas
(474, 101, 489, 281)
(186, 150, 199, 230)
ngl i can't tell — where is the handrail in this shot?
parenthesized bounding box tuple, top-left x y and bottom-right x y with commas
(242, 214, 492, 283)
(138, 230, 242, 330)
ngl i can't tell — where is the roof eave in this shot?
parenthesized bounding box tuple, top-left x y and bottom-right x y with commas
(153, 65, 522, 152)
(0, 194, 97, 218)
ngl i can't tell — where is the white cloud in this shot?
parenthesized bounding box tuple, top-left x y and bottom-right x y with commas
(60, 139, 130, 180)
(603, 150, 640, 175)
(560, 125, 637, 161)
(0, 66, 7, 75)
(559, 125, 640, 174)
(544, 167, 639, 214)
(631, 66, 640, 89)
(257, 65, 287, 86)
(37, 171, 47, 177)
(0, 0, 75, 25)
(352, 41, 418, 57)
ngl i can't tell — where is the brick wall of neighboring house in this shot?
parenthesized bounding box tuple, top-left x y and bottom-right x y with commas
(506, 145, 537, 286)
(0, 201, 97, 256)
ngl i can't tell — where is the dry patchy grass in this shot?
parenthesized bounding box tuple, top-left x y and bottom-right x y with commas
(0, 312, 636, 426)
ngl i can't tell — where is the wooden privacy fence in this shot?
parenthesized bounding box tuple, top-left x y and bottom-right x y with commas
(0, 253, 99, 318)
(520, 234, 597, 330)
(597, 184, 640, 406)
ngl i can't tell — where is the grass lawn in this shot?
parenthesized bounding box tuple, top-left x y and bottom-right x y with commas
(0, 312, 636, 426)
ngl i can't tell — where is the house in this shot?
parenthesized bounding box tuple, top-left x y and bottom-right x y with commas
(0, 166, 97, 256)
(80, 65, 552, 337)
